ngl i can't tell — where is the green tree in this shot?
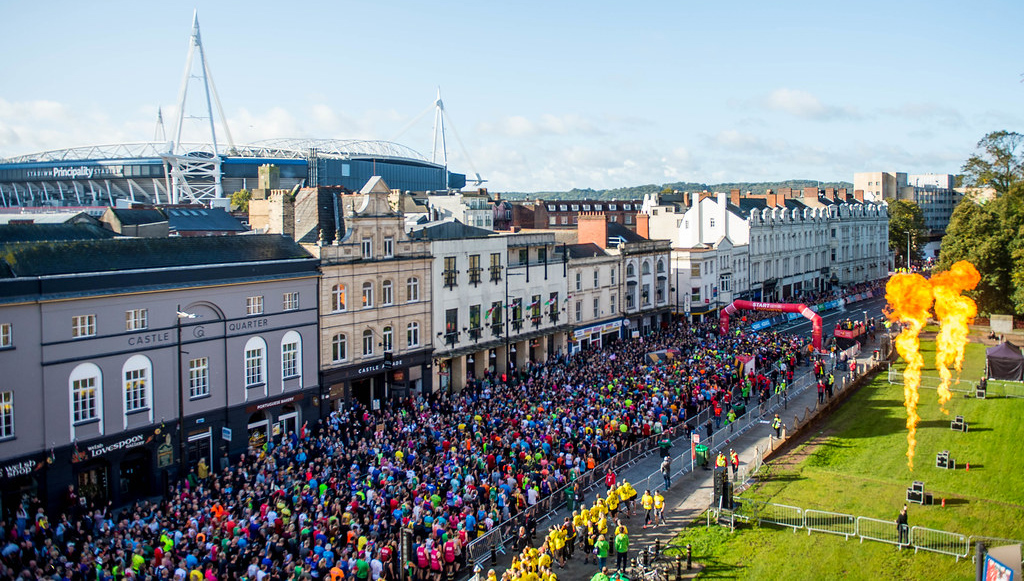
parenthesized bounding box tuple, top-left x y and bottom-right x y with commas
(230, 188, 251, 212)
(961, 130, 1024, 196)
(887, 199, 926, 268)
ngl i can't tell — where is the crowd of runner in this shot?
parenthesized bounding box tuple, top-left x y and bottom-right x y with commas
(0, 321, 808, 580)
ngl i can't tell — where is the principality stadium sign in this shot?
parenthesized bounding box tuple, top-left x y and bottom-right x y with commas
(52, 166, 95, 179)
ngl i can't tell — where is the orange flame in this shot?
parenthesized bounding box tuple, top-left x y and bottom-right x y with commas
(931, 261, 980, 413)
(886, 273, 934, 470)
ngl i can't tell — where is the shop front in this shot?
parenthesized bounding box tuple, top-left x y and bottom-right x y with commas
(0, 455, 47, 521)
(570, 319, 623, 354)
(321, 349, 432, 413)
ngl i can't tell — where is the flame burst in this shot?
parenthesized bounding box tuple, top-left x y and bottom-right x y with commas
(931, 261, 980, 413)
(886, 273, 934, 470)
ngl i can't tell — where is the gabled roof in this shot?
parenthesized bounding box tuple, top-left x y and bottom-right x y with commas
(0, 223, 116, 244)
(607, 222, 646, 243)
(110, 208, 167, 225)
(565, 242, 608, 259)
(0, 234, 311, 278)
(407, 218, 494, 241)
(0, 212, 96, 225)
(165, 207, 248, 233)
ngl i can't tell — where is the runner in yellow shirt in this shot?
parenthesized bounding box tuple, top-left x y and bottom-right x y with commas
(653, 490, 665, 527)
(641, 489, 655, 528)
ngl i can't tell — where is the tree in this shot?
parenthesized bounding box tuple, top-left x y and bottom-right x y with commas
(961, 130, 1024, 196)
(887, 199, 926, 268)
(230, 188, 251, 212)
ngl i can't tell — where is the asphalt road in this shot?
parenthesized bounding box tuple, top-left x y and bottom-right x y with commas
(774, 294, 888, 340)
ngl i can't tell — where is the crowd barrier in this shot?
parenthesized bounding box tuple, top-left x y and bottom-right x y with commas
(712, 499, 1001, 563)
(886, 365, 1024, 398)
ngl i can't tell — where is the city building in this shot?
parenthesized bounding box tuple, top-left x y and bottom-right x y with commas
(854, 171, 962, 258)
(426, 189, 495, 230)
(565, 243, 625, 353)
(409, 224, 569, 391)
(0, 233, 319, 514)
(249, 175, 434, 409)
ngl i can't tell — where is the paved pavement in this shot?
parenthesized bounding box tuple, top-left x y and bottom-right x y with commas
(469, 323, 884, 580)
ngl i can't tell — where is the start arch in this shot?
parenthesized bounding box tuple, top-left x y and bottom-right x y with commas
(720, 300, 823, 351)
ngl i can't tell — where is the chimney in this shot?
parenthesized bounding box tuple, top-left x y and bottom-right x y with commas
(778, 187, 791, 199)
(683, 191, 691, 207)
(824, 187, 835, 200)
(730, 189, 741, 206)
(765, 189, 777, 208)
(635, 212, 649, 239)
(577, 212, 608, 249)
(854, 189, 864, 202)
(803, 186, 818, 199)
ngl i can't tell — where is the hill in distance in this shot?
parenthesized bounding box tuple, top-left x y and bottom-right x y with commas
(500, 180, 854, 201)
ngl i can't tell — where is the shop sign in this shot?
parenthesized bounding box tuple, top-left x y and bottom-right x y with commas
(1, 459, 39, 479)
(246, 393, 303, 413)
(222, 427, 232, 442)
(85, 433, 146, 459)
(157, 433, 174, 468)
(228, 318, 268, 333)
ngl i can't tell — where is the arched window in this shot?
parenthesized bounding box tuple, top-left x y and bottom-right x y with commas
(281, 330, 301, 385)
(407, 322, 420, 348)
(406, 277, 420, 302)
(361, 282, 374, 308)
(657, 259, 665, 274)
(382, 326, 393, 353)
(381, 280, 394, 306)
(69, 362, 102, 429)
(331, 284, 346, 312)
(122, 354, 152, 427)
(331, 333, 347, 363)
(626, 263, 636, 278)
(362, 330, 374, 357)
(243, 337, 267, 390)
(642, 261, 651, 276)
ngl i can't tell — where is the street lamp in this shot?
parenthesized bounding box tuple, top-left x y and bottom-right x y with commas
(175, 306, 197, 479)
(504, 266, 527, 377)
(906, 230, 911, 270)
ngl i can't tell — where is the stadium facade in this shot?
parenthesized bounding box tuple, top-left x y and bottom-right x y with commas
(0, 139, 466, 209)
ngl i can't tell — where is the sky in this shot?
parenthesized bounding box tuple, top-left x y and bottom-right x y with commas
(1, 0, 1022, 192)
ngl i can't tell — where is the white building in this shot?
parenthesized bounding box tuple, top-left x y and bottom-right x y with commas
(426, 189, 494, 230)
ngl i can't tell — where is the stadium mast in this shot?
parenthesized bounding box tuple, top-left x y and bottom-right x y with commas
(163, 11, 236, 205)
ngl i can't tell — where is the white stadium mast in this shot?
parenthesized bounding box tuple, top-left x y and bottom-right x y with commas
(163, 11, 236, 205)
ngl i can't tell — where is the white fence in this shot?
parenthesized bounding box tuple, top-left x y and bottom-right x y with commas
(713, 499, 998, 562)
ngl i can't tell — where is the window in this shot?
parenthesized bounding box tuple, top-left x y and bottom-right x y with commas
(383, 237, 394, 258)
(468, 254, 482, 284)
(575, 272, 582, 291)
(594, 204, 603, 211)
(583, 204, 591, 211)
(518, 249, 528, 265)
(282, 340, 299, 379)
(625, 215, 633, 225)
(593, 298, 599, 318)
(381, 280, 394, 306)
(123, 356, 150, 413)
(331, 284, 347, 312)
(282, 292, 300, 311)
(362, 330, 374, 356)
(611, 294, 617, 314)
(407, 322, 420, 347)
(189, 357, 209, 399)
(594, 269, 600, 288)
(443, 256, 458, 288)
(610, 267, 616, 285)
(547, 205, 556, 211)
(362, 282, 374, 308)
(489, 301, 503, 327)
(549, 216, 557, 226)
(406, 277, 420, 302)
(691, 287, 701, 302)
(609, 204, 617, 211)
(244, 338, 266, 387)
(560, 204, 568, 211)
(0, 323, 10, 348)
(538, 247, 547, 262)
(571, 204, 579, 211)
(560, 216, 569, 225)
(624, 204, 632, 211)
(0, 392, 11, 439)
(125, 309, 148, 331)
(246, 296, 264, 315)
(575, 301, 582, 322)
(831, 228, 837, 239)
(831, 249, 837, 261)
(531, 295, 542, 318)
(331, 334, 347, 362)
(710, 218, 716, 228)
(381, 326, 393, 353)
(362, 238, 373, 259)
(73, 376, 98, 423)
(627, 263, 636, 278)
(609, 215, 617, 223)
(72, 314, 96, 338)
(692, 263, 701, 277)
(490, 253, 502, 281)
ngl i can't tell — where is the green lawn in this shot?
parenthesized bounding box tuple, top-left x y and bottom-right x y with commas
(668, 339, 1024, 580)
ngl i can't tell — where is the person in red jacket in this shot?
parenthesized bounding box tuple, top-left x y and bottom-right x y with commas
(605, 469, 616, 491)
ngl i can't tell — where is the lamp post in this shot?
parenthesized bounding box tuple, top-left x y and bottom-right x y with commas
(504, 267, 527, 378)
(906, 230, 911, 270)
(175, 306, 197, 478)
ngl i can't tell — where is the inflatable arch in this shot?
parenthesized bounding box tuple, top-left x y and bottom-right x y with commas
(719, 300, 822, 351)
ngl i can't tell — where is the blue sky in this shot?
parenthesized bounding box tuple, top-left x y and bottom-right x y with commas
(1, 0, 1021, 192)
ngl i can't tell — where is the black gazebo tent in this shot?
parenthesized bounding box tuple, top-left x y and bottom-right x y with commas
(986, 341, 1024, 381)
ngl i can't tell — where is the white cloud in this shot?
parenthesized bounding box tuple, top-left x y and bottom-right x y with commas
(478, 113, 603, 138)
(765, 88, 859, 121)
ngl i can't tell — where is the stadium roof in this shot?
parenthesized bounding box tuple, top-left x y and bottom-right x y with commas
(1, 138, 431, 165)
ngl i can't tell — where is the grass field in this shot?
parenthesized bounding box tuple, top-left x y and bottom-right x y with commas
(669, 340, 1024, 580)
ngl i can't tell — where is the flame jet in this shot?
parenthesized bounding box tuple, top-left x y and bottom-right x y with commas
(931, 261, 980, 413)
(886, 273, 934, 470)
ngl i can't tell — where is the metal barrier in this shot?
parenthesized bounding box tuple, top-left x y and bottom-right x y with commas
(912, 526, 969, 561)
(856, 516, 901, 546)
(468, 526, 505, 567)
(745, 500, 804, 531)
(804, 509, 856, 539)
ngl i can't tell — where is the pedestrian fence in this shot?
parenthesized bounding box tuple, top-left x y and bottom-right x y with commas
(711, 499, 1002, 562)
(804, 509, 857, 539)
(886, 365, 1024, 399)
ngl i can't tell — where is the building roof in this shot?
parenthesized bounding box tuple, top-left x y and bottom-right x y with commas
(0, 234, 311, 278)
(109, 208, 167, 225)
(607, 222, 646, 244)
(407, 218, 494, 241)
(0, 212, 96, 225)
(565, 243, 608, 259)
(165, 207, 248, 233)
(0, 223, 116, 244)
